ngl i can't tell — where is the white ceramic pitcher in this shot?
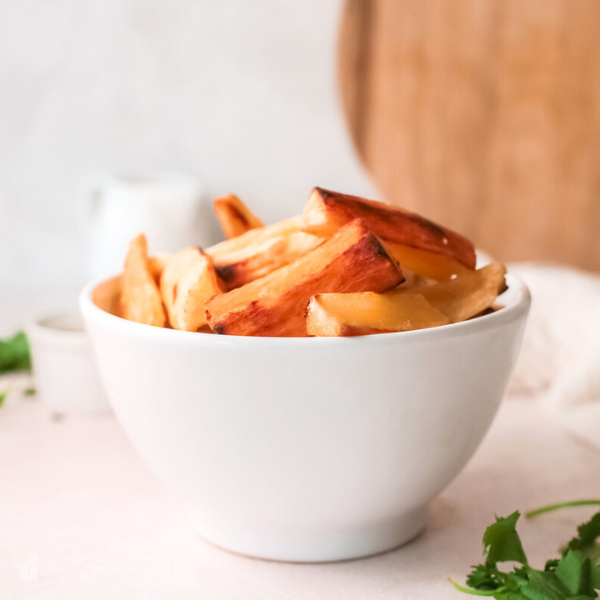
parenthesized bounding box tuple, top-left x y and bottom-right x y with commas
(86, 173, 218, 280)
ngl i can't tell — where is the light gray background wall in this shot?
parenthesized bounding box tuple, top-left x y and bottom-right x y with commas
(0, 0, 376, 285)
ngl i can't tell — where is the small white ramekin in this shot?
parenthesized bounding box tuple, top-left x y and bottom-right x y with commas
(27, 310, 110, 415)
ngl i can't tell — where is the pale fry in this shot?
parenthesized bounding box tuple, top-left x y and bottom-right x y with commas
(148, 252, 173, 284)
(214, 194, 264, 239)
(206, 215, 304, 259)
(93, 276, 122, 318)
(205, 220, 404, 337)
(386, 242, 468, 281)
(160, 248, 221, 331)
(306, 292, 450, 337)
(121, 234, 166, 327)
(410, 263, 507, 323)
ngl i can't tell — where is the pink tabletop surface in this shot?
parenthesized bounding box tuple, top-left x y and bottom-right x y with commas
(2, 393, 599, 600)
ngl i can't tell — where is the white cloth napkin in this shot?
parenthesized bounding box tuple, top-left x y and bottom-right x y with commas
(509, 263, 600, 449)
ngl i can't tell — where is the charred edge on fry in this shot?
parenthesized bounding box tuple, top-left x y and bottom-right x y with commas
(214, 265, 237, 284)
(315, 186, 446, 240)
(366, 233, 390, 259)
(411, 214, 446, 239)
(314, 187, 336, 206)
(303, 301, 312, 320)
(228, 204, 251, 228)
(212, 323, 226, 335)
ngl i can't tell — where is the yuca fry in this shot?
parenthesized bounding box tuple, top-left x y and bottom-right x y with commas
(303, 187, 476, 269)
(121, 234, 166, 327)
(205, 220, 404, 337)
(160, 248, 221, 331)
(211, 231, 322, 290)
(93, 275, 122, 317)
(207, 215, 304, 257)
(386, 242, 468, 280)
(148, 252, 173, 284)
(205, 217, 322, 290)
(214, 194, 264, 239)
(305, 262, 506, 336)
(306, 292, 449, 337)
(405, 263, 508, 323)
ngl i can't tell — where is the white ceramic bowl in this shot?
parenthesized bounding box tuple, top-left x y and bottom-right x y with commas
(80, 274, 529, 562)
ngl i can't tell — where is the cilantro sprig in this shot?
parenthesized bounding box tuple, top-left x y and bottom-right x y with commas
(451, 501, 600, 599)
(0, 331, 33, 408)
(0, 331, 31, 375)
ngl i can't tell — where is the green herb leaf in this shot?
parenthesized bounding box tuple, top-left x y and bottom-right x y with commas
(518, 569, 573, 600)
(555, 551, 596, 597)
(0, 388, 9, 407)
(467, 565, 504, 591)
(546, 559, 561, 572)
(452, 504, 600, 599)
(564, 514, 600, 557)
(593, 565, 600, 590)
(483, 512, 528, 567)
(0, 331, 31, 375)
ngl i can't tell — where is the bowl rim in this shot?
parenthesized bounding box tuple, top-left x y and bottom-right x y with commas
(79, 271, 530, 346)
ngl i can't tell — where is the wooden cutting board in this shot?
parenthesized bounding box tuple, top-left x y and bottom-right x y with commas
(338, 0, 600, 271)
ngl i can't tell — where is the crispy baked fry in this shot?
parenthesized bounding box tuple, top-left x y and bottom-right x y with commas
(211, 231, 322, 290)
(305, 262, 506, 336)
(205, 220, 404, 337)
(121, 234, 166, 327)
(306, 292, 450, 336)
(148, 252, 173, 284)
(160, 248, 221, 331)
(206, 217, 322, 290)
(93, 276, 122, 317)
(386, 242, 468, 280)
(117, 188, 497, 336)
(214, 194, 264, 239)
(410, 263, 507, 323)
(206, 215, 303, 257)
(302, 187, 476, 269)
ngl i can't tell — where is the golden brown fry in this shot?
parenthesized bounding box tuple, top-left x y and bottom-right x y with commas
(206, 215, 304, 258)
(205, 220, 404, 337)
(148, 252, 173, 284)
(306, 292, 450, 337)
(93, 276, 122, 317)
(206, 217, 322, 290)
(160, 248, 221, 331)
(386, 242, 468, 281)
(121, 234, 166, 327)
(214, 194, 264, 239)
(212, 232, 322, 290)
(410, 263, 507, 323)
(303, 187, 477, 269)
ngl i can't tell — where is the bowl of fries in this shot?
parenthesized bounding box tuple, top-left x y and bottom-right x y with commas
(80, 188, 530, 562)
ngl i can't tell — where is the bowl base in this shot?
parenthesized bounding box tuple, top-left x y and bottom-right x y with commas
(189, 506, 427, 563)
